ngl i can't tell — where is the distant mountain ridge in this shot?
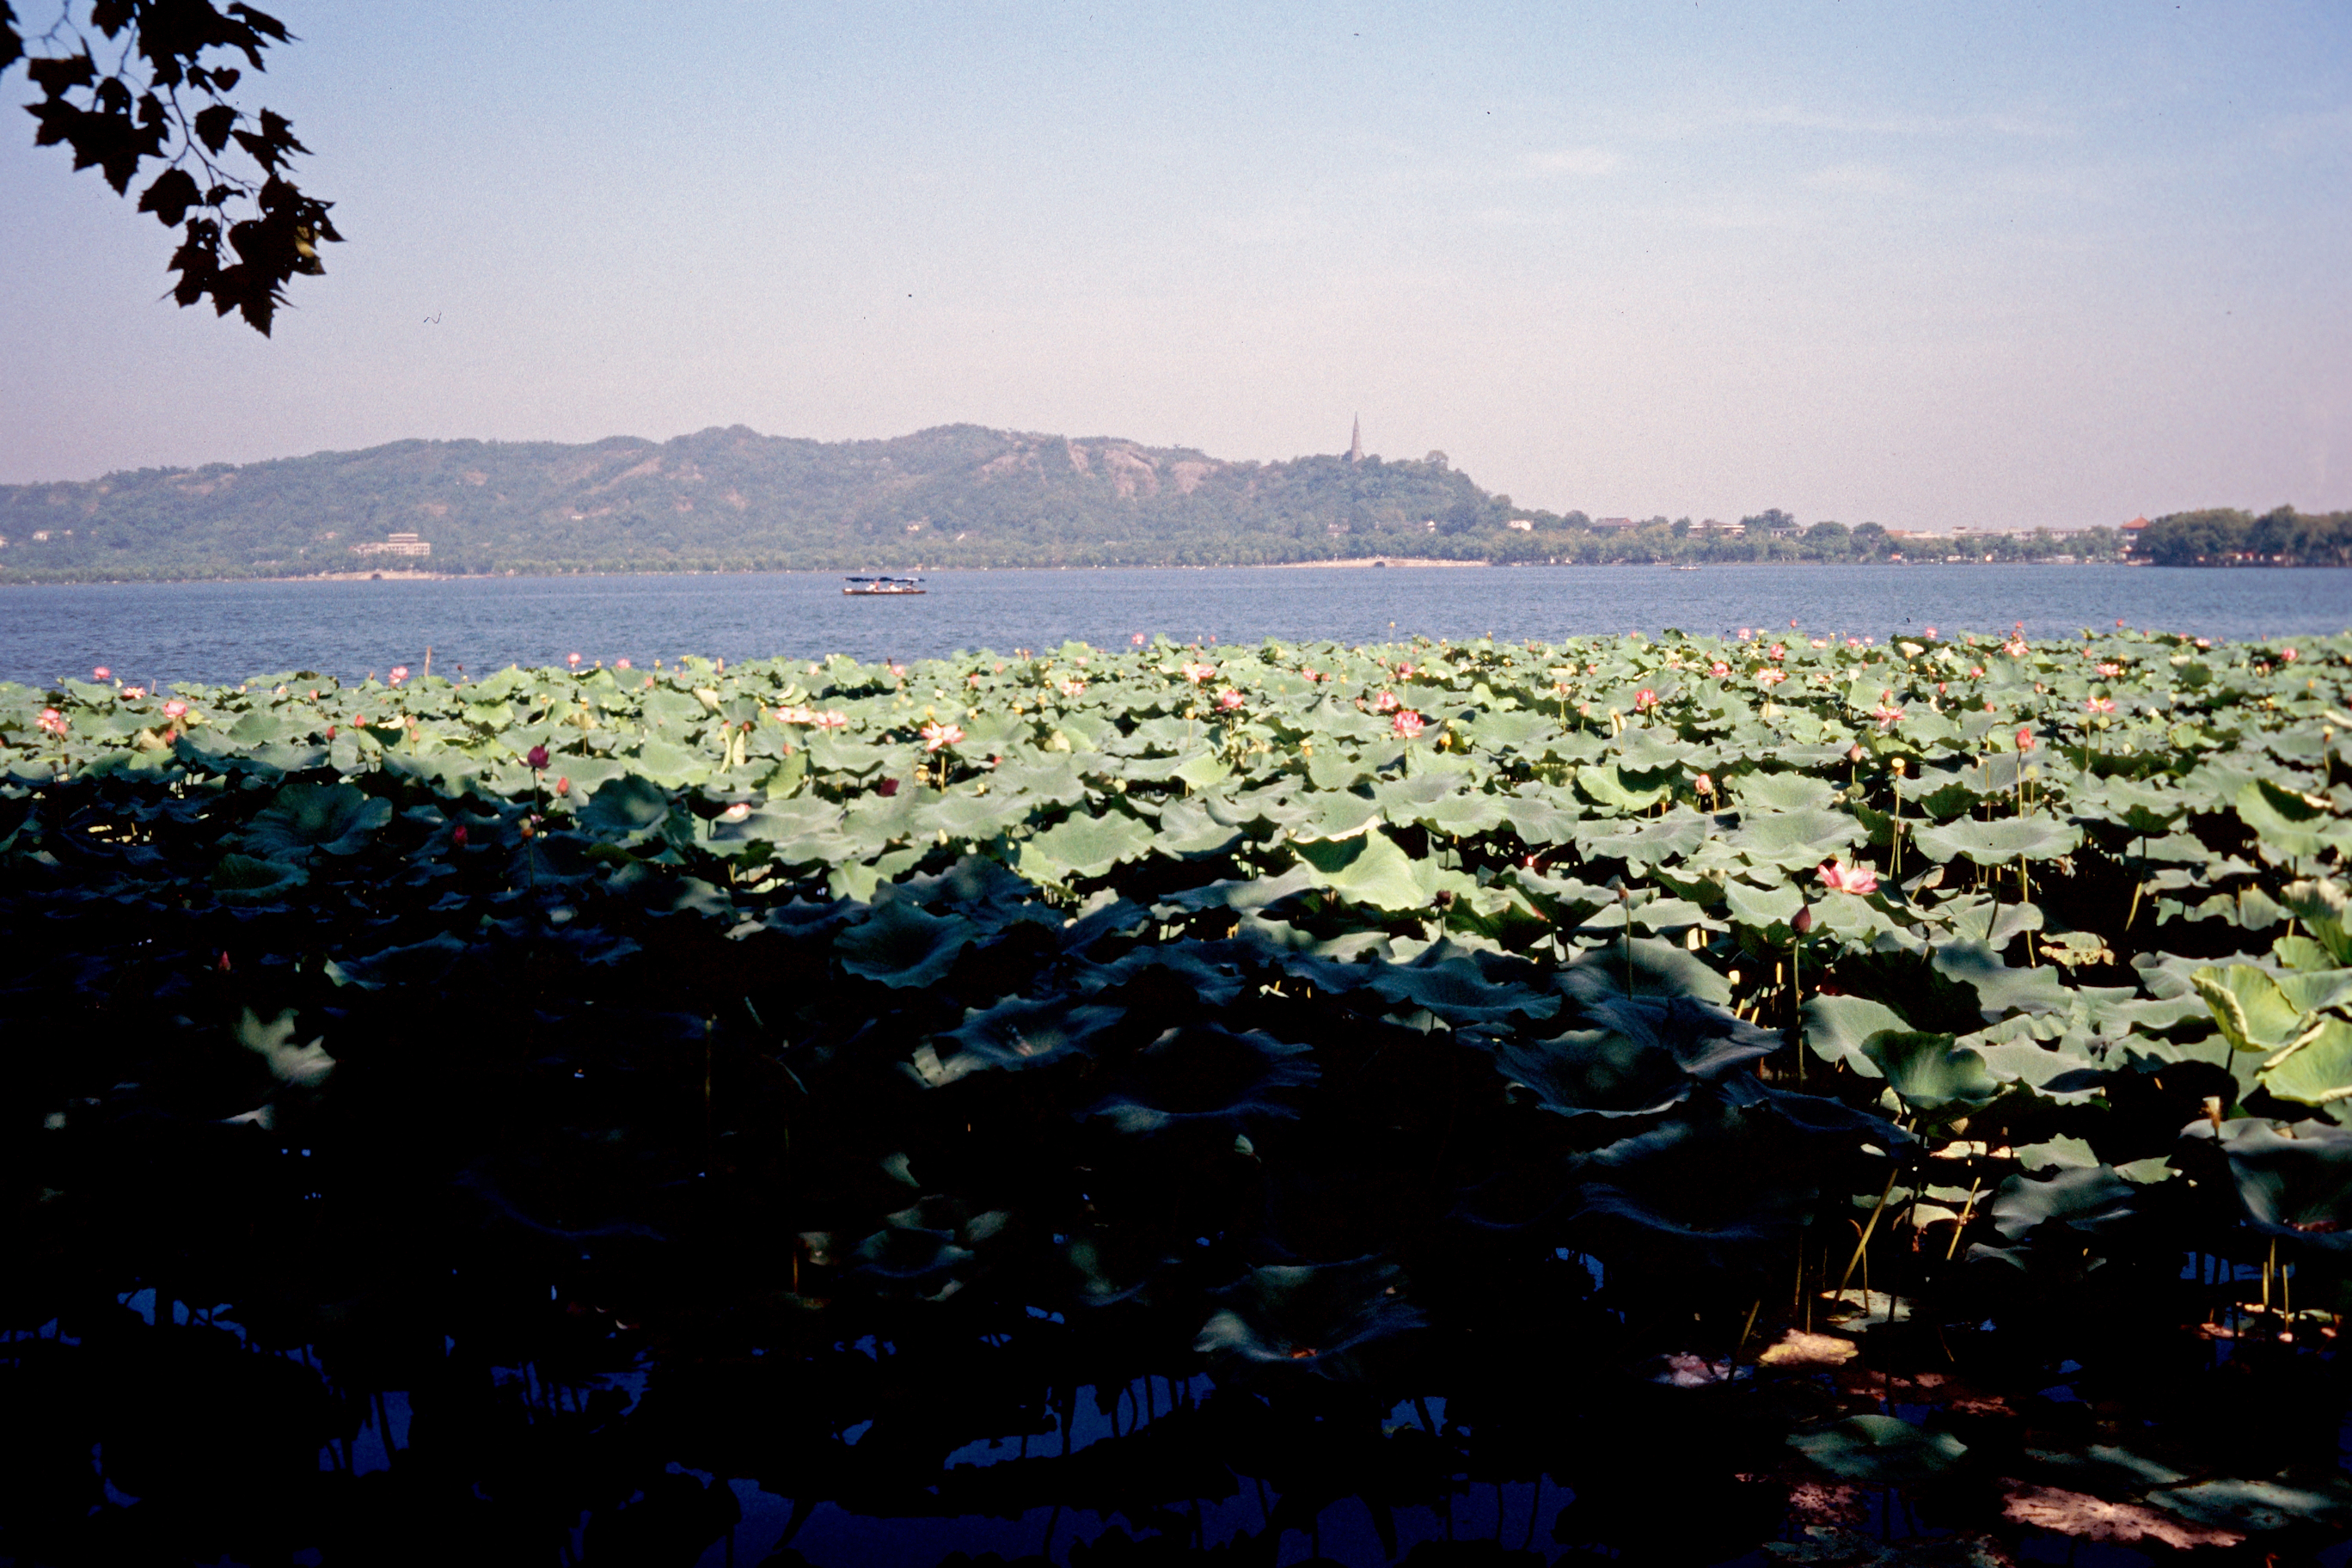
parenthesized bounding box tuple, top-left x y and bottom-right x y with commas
(0, 424, 1527, 581)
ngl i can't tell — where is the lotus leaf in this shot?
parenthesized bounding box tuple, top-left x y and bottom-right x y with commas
(2190, 965, 2352, 1056)
(831, 898, 979, 989)
(1909, 815, 2083, 866)
(2200, 1119, 2352, 1252)
(1790, 1415, 1968, 1485)
(1986, 1167, 2138, 1244)
(2146, 1478, 2352, 1534)
(1192, 1257, 1423, 1381)
(1084, 1024, 1317, 1133)
(1014, 810, 1156, 883)
(1294, 826, 1426, 910)
(236, 780, 391, 860)
(579, 775, 677, 841)
(210, 851, 310, 905)
(1728, 807, 1867, 870)
(918, 996, 1128, 1084)
(1860, 1029, 2009, 1116)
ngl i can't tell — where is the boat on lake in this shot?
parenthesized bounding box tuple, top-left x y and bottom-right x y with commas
(842, 576, 926, 596)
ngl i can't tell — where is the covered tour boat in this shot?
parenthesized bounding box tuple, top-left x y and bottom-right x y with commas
(842, 576, 926, 596)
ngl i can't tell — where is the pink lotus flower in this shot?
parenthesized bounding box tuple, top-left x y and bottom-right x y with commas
(2195, 638, 2211, 650)
(1216, 688, 1244, 711)
(1871, 704, 1904, 728)
(121, 686, 145, 700)
(1182, 661, 1216, 684)
(1635, 689, 1660, 711)
(1923, 627, 1937, 638)
(1375, 690, 1400, 712)
(1769, 644, 1786, 661)
(1819, 860, 1878, 895)
(776, 704, 817, 725)
(2282, 648, 2300, 663)
(389, 665, 410, 684)
(1060, 678, 1087, 698)
(2015, 726, 2037, 752)
(1694, 772, 1715, 796)
(815, 710, 848, 729)
(1757, 669, 1787, 687)
(1738, 627, 1754, 640)
(616, 658, 632, 670)
(1709, 661, 1730, 677)
(2004, 639, 2029, 658)
(1395, 664, 1416, 678)
(162, 699, 188, 720)
(2097, 663, 2121, 677)
(2086, 696, 2116, 714)
(93, 666, 110, 679)
(1810, 638, 1828, 649)
(1968, 665, 1985, 678)
(1131, 633, 1147, 646)
(567, 652, 582, 668)
(720, 802, 751, 823)
(1392, 709, 1426, 739)
(36, 707, 66, 736)
(526, 744, 550, 770)
(920, 720, 965, 752)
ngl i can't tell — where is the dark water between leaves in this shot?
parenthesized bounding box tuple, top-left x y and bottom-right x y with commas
(3, 563, 2347, 688)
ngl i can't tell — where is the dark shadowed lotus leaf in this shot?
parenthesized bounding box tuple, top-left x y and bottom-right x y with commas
(324, 933, 473, 990)
(1576, 1087, 1900, 1263)
(1193, 1256, 1423, 1381)
(1985, 1167, 2139, 1246)
(210, 851, 309, 906)
(1364, 943, 1560, 1025)
(1861, 1030, 2009, 1117)
(2193, 1118, 2352, 1253)
(1085, 1024, 1319, 1134)
(1494, 1030, 1694, 1120)
(913, 995, 1128, 1085)
(847, 1200, 1009, 1302)
(835, 897, 978, 989)
(1792, 1414, 1967, 1485)
(235, 780, 391, 860)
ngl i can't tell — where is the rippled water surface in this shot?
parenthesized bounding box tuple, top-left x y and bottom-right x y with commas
(3, 563, 2346, 687)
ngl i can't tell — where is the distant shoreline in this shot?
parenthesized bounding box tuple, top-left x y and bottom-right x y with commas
(0, 558, 2184, 588)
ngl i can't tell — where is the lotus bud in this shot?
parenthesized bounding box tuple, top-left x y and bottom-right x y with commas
(878, 778, 901, 798)
(554, 776, 571, 796)
(526, 744, 550, 771)
(1848, 744, 1866, 764)
(1792, 904, 1814, 934)
(451, 824, 469, 848)
(518, 817, 537, 840)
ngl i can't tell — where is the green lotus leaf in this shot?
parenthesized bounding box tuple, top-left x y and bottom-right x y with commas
(2192, 965, 2331, 1056)
(836, 898, 978, 988)
(1014, 809, 1156, 883)
(1986, 1167, 2138, 1244)
(2256, 1018, 2352, 1112)
(236, 1006, 334, 1088)
(1909, 815, 2082, 866)
(579, 775, 677, 842)
(1860, 1029, 2008, 1116)
(1724, 879, 1804, 931)
(211, 851, 310, 905)
(1295, 826, 1426, 910)
(1577, 763, 1671, 812)
(1791, 1415, 1967, 1485)
(1364, 953, 1560, 1025)
(2202, 1119, 2352, 1251)
(2147, 1477, 2352, 1534)
(2233, 779, 2348, 864)
(1931, 941, 2073, 1019)
(1729, 807, 1867, 870)
(1563, 936, 1735, 1006)
(236, 780, 392, 860)
(1803, 995, 1911, 1077)
(324, 933, 474, 990)
(1731, 771, 1837, 814)
(2279, 879, 2352, 965)
(1193, 1258, 1423, 1381)
(1579, 809, 1713, 867)
(918, 996, 1129, 1084)
(1085, 1024, 1318, 1133)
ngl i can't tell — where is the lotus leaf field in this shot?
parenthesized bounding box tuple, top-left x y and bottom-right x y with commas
(9, 625, 2352, 1565)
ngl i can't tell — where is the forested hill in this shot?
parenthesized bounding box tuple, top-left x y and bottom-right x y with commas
(0, 425, 1540, 582)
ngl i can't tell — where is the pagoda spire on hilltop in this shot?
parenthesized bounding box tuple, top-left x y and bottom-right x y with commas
(1347, 415, 1363, 462)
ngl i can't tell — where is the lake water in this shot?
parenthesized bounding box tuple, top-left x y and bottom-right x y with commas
(3, 563, 2347, 689)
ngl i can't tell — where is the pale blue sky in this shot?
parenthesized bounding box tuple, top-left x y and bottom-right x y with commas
(3, 2, 2346, 532)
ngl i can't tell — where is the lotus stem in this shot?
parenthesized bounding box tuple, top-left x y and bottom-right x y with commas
(1945, 1176, 1982, 1261)
(1734, 1297, 1761, 1368)
(1838, 1168, 1902, 1302)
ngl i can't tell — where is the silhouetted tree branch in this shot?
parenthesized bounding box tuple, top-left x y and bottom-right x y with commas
(4, 0, 339, 334)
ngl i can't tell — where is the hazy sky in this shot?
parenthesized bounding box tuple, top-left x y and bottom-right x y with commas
(3, 2, 2346, 531)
